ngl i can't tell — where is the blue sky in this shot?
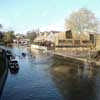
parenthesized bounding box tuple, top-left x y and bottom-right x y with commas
(0, 0, 99, 34)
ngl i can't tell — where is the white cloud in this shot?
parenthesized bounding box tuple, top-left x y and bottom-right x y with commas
(40, 24, 65, 32)
(0, 17, 13, 31)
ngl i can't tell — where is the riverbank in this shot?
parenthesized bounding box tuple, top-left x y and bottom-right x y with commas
(0, 48, 8, 96)
(53, 52, 100, 67)
(0, 66, 8, 97)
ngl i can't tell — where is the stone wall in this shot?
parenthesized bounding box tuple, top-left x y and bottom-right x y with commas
(95, 34, 100, 50)
(0, 48, 8, 97)
(54, 54, 84, 67)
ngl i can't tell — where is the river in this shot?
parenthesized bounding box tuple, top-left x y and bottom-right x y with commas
(0, 46, 100, 100)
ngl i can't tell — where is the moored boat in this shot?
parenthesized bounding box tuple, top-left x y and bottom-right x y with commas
(9, 59, 19, 70)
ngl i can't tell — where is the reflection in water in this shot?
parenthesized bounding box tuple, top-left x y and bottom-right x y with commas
(30, 49, 54, 64)
(0, 70, 8, 99)
(9, 69, 19, 75)
(1, 46, 100, 100)
(50, 59, 100, 100)
(0, 51, 8, 99)
(0, 46, 63, 100)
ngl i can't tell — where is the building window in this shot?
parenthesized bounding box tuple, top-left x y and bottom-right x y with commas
(59, 40, 66, 43)
(90, 34, 94, 44)
(65, 30, 72, 39)
(74, 40, 80, 45)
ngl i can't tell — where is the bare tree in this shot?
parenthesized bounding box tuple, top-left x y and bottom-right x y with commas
(26, 29, 38, 43)
(65, 8, 98, 39)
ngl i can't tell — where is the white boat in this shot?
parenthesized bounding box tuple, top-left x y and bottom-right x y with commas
(31, 44, 47, 51)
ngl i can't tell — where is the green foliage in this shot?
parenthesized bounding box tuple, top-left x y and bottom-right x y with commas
(3, 31, 15, 44)
(0, 24, 15, 44)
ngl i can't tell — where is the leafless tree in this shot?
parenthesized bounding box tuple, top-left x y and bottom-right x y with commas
(65, 8, 98, 39)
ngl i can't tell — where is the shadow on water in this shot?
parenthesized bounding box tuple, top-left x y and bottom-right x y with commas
(0, 45, 12, 99)
(50, 58, 100, 100)
(0, 54, 8, 99)
(1, 46, 100, 100)
(0, 70, 8, 99)
(9, 69, 19, 75)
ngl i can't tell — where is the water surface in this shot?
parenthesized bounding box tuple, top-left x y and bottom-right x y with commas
(1, 46, 100, 100)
